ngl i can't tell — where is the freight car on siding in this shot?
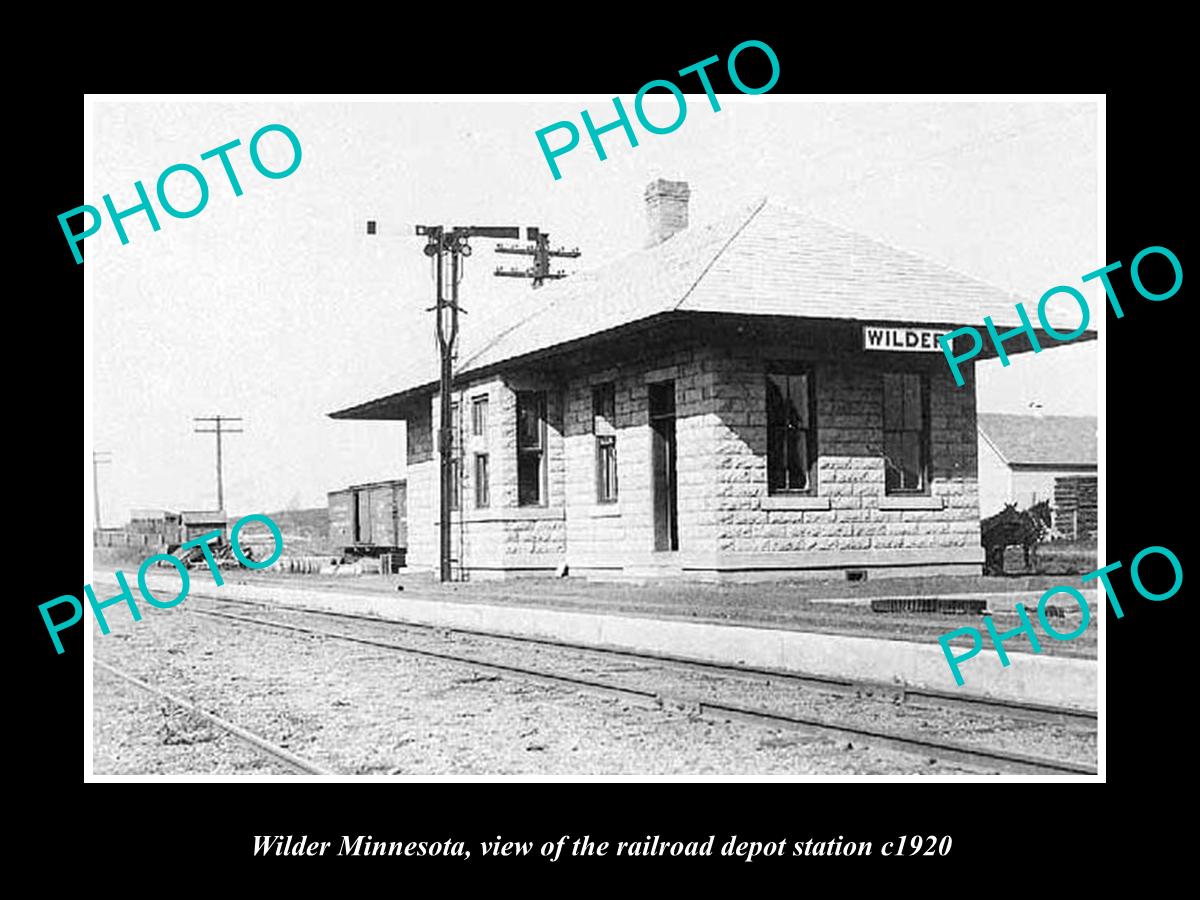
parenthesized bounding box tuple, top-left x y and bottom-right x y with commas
(328, 479, 407, 566)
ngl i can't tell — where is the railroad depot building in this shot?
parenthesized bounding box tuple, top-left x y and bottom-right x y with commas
(331, 180, 1092, 581)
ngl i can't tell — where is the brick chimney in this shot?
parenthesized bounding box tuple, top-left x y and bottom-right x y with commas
(644, 179, 690, 247)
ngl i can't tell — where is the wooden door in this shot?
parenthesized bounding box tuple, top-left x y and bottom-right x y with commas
(649, 381, 678, 552)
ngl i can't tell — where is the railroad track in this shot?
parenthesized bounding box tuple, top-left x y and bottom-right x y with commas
(185, 599, 1096, 776)
(197, 592, 1097, 726)
(94, 658, 335, 776)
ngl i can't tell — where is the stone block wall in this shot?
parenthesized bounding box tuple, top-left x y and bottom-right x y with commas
(708, 348, 980, 566)
(561, 348, 718, 570)
(403, 338, 982, 579)
(406, 376, 567, 576)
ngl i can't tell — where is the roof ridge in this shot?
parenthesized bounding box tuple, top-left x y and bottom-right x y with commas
(671, 196, 768, 312)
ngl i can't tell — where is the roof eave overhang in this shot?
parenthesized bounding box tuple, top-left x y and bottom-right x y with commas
(328, 380, 438, 421)
(327, 316, 1097, 421)
(977, 327, 1097, 360)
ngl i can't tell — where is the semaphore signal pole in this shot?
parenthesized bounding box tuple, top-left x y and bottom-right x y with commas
(366, 219, 581, 582)
(494, 228, 581, 288)
(193, 415, 243, 512)
(367, 221, 529, 583)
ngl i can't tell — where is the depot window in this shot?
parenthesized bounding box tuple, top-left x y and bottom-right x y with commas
(766, 368, 817, 493)
(471, 395, 488, 438)
(517, 391, 547, 506)
(449, 401, 463, 511)
(449, 458, 462, 511)
(474, 453, 490, 509)
(593, 382, 618, 503)
(883, 372, 930, 493)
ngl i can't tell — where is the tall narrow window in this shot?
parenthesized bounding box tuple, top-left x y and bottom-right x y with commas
(883, 372, 930, 493)
(516, 391, 547, 506)
(593, 383, 618, 503)
(474, 453, 490, 508)
(471, 395, 488, 438)
(448, 401, 462, 511)
(766, 369, 817, 493)
(449, 458, 462, 511)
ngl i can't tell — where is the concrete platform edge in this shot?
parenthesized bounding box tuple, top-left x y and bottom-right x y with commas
(143, 574, 1098, 713)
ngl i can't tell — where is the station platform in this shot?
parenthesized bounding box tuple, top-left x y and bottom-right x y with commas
(210, 568, 1097, 656)
(129, 568, 1100, 713)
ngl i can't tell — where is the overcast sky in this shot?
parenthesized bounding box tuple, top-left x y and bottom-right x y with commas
(89, 98, 1099, 521)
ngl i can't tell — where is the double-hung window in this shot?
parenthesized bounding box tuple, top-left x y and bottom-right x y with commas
(517, 391, 547, 506)
(472, 395, 489, 509)
(471, 396, 488, 437)
(593, 383, 618, 503)
(474, 454, 489, 508)
(448, 402, 462, 510)
(449, 459, 462, 510)
(766, 369, 817, 493)
(883, 372, 930, 493)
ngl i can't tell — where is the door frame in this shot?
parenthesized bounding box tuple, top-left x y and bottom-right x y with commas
(648, 380, 679, 552)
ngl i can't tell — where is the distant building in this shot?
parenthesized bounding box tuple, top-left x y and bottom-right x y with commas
(977, 413, 1097, 537)
(331, 180, 1094, 581)
(129, 508, 182, 542)
(328, 479, 407, 555)
(95, 508, 182, 550)
(180, 510, 228, 542)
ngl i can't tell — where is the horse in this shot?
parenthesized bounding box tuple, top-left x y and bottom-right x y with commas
(981, 500, 1052, 574)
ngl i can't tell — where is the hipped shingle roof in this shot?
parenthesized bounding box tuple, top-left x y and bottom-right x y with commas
(332, 197, 1091, 419)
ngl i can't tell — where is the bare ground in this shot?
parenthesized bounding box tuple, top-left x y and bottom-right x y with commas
(93, 606, 1026, 777)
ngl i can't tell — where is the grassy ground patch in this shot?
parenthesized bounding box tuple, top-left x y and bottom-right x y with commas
(1001, 540, 1097, 577)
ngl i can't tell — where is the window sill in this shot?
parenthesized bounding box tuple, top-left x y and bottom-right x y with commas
(439, 507, 566, 524)
(762, 495, 831, 511)
(587, 504, 622, 518)
(878, 495, 944, 511)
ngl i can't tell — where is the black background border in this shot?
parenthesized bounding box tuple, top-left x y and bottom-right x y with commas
(18, 22, 1189, 883)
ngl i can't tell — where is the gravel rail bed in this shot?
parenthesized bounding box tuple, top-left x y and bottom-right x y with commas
(193, 596, 1095, 771)
(93, 661, 298, 775)
(92, 605, 1002, 776)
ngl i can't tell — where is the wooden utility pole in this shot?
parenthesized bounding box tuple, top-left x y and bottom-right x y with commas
(193, 416, 243, 512)
(92, 451, 112, 529)
(367, 220, 529, 582)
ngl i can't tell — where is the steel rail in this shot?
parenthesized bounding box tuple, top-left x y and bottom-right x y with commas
(94, 658, 335, 776)
(189, 606, 1096, 776)
(193, 592, 1097, 726)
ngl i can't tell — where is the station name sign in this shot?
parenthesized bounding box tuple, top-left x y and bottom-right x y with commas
(863, 326, 947, 352)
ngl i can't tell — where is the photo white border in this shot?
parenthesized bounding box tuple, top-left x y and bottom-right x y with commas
(82, 92, 1107, 784)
